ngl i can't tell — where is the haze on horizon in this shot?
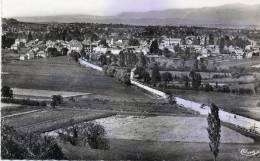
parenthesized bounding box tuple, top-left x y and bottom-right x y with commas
(2, 0, 260, 17)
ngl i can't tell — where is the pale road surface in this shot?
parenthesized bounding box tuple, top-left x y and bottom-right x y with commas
(130, 68, 260, 134)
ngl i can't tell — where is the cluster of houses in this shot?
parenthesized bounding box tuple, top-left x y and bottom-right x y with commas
(11, 33, 259, 63)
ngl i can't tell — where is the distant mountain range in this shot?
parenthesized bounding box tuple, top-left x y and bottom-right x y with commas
(12, 3, 260, 28)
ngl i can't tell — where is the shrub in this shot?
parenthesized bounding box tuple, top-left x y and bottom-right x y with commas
(164, 90, 176, 105)
(204, 83, 213, 92)
(59, 122, 109, 150)
(1, 124, 65, 160)
(1, 98, 46, 107)
(104, 66, 116, 77)
(1, 86, 13, 98)
(40, 101, 47, 107)
(114, 69, 131, 85)
(222, 85, 230, 93)
(51, 95, 63, 108)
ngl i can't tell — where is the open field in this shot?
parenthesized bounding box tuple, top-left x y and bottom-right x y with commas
(58, 115, 259, 160)
(1, 105, 41, 117)
(94, 115, 253, 143)
(1, 49, 21, 63)
(2, 108, 115, 133)
(62, 95, 194, 114)
(2, 56, 152, 102)
(61, 139, 260, 160)
(12, 88, 90, 98)
(217, 57, 260, 69)
(170, 89, 260, 121)
(1, 103, 23, 109)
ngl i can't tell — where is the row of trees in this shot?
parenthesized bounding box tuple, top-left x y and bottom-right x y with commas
(103, 66, 131, 85)
(135, 65, 202, 89)
(218, 35, 251, 53)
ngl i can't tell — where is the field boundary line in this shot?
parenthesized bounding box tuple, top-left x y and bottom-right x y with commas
(2, 109, 42, 119)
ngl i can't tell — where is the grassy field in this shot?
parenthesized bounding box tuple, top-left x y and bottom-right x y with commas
(1, 49, 21, 63)
(63, 95, 193, 114)
(12, 88, 90, 98)
(94, 115, 253, 143)
(2, 56, 152, 101)
(217, 57, 260, 69)
(2, 108, 115, 133)
(61, 139, 260, 160)
(169, 89, 260, 121)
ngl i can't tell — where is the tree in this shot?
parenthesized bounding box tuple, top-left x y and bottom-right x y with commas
(205, 83, 213, 92)
(143, 71, 151, 83)
(150, 39, 159, 54)
(98, 38, 109, 47)
(174, 44, 181, 53)
(118, 51, 126, 67)
(51, 95, 63, 108)
(2, 34, 15, 49)
(207, 103, 221, 161)
(134, 67, 146, 79)
(99, 54, 107, 66)
(1, 86, 13, 98)
(86, 122, 109, 149)
(59, 122, 109, 149)
(1, 124, 65, 160)
(69, 51, 81, 62)
(162, 72, 173, 87)
(137, 52, 146, 67)
(151, 64, 161, 86)
(165, 90, 176, 104)
(163, 48, 172, 58)
(114, 69, 131, 85)
(27, 32, 33, 42)
(61, 47, 68, 56)
(219, 37, 225, 54)
(209, 34, 214, 45)
(128, 38, 140, 46)
(47, 47, 60, 57)
(125, 50, 137, 67)
(183, 76, 190, 88)
(189, 71, 202, 89)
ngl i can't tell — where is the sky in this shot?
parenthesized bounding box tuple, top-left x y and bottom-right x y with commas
(2, 0, 260, 17)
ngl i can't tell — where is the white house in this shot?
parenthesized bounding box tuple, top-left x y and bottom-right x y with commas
(161, 38, 182, 47)
(20, 55, 27, 60)
(68, 40, 83, 52)
(37, 51, 47, 58)
(110, 48, 121, 55)
(200, 48, 209, 57)
(25, 50, 35, 60)
(93, 46, 108, 54)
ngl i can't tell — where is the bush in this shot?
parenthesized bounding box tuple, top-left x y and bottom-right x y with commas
(51, 95, 63, 108)
(204, 83, 213, 92)
(1, 124, 65, 160)
(164, 90, 176, 105)
(104, 66, 131, 85)
(114, 69, 131, 85)
(59, 122, 109, 150)
(40, 101, 47, 107)
(222, 85, 231, 93)
(1, 86, 13, 98)
(104, 66, 116, 77)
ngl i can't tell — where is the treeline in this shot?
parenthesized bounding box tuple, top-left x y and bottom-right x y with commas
(1, 97, 47, 106)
